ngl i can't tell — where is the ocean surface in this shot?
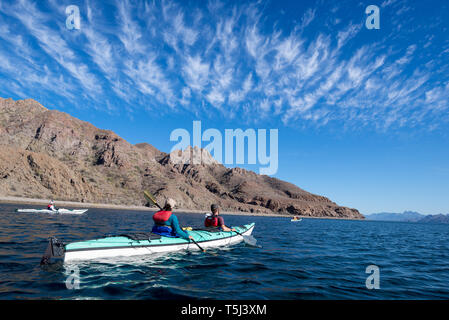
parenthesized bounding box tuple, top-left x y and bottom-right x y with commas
(1, 203, 449, 300)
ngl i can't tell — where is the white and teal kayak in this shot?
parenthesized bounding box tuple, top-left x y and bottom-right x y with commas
(17, 208, 88, 215)
(291, 218, 302, 222)
(41, 223, 255, 263)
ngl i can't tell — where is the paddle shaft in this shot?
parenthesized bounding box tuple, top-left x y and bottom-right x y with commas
(190, 238, 205, 252)
(226, 228, 243, 237)
(143, 191, 163, 210)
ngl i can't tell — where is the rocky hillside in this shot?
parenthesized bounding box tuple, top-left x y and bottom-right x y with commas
(0, 97, 363, 219)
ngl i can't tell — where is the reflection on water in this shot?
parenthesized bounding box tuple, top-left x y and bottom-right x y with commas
(1, 203, 449, 299)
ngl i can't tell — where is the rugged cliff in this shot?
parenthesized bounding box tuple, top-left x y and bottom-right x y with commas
(0, 97, 363, 219)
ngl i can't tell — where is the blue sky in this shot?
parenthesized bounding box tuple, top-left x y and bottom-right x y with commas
(1, 0, 449, 214)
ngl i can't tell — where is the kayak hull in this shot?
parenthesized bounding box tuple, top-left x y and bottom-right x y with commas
(17, 209, 88, 215)
(63, 223, 255, 262)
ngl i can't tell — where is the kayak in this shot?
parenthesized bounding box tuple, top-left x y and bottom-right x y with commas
(16, 208, 88, 215)
(291, 218, 302, 222)
(42, 223, 255, 263)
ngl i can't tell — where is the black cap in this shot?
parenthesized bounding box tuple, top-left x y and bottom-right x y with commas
(211, 204, 219, 212)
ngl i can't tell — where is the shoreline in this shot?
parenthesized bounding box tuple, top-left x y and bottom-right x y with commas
(0, 196, 364, 220)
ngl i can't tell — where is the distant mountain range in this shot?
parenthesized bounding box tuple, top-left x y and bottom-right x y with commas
(365, 211, 424, 222)
(365, 211, 449, 224)
(418, 214, 449, 224)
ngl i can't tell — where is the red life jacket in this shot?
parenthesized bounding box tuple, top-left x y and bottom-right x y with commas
(47, 204, 52, 209)
(204, 215, 219, 227)
(153, 210, 172, 225)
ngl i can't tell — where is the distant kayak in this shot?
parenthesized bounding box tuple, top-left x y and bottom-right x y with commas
(16, 209, 88, 215)
(42, 223, 255, 263)
(291, 218, 302, 222)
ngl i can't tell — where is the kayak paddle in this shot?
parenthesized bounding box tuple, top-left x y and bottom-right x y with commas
(190, 238, 206, 253)
(143, 190, 207, 253)
(143, 190, 163, 210)
(232, 229, 258, 247)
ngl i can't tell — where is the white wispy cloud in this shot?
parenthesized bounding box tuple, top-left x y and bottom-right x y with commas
(0, 0, 447, 132)
(299, 8, 316, 30)
(0, 0, 102, 97)
(337, 23, 362, 50)
(183, 55, 210, 92)
(124, 57, 175, 106)
(116, 0, 145, 54)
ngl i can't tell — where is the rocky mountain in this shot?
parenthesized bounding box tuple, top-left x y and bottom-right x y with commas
(0, 97, 363, 219)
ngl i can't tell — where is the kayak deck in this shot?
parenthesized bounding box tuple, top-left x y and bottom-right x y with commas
(63, 223, 255, 262)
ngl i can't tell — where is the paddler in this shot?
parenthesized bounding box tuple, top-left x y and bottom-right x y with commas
(152, 198, 193, 240)
(47, 200, 58, 211)
(204, 204, 236, 232)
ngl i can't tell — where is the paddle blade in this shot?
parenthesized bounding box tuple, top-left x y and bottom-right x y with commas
(41, 237, 65, 265)
(242, 235, 258, 247)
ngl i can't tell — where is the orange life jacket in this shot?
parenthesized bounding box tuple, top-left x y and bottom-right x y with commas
(204, 215, 219, 227)
(153, 210, 172, 225)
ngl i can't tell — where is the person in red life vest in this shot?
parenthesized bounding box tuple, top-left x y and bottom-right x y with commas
(47, 200, 57, 211)
(151, 198, 193, 240)
(204, 204, 236, 232)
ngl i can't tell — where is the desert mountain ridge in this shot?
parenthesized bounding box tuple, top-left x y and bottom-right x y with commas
(0, 97, 364, 219)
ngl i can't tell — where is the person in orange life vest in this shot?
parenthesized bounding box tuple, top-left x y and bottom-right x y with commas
(204, 204, 236, 232)
(151, 198, 193, 240)
(47, 200, 58, 211)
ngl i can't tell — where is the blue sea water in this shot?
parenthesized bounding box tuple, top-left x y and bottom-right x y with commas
(0, 203, 449, 300)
